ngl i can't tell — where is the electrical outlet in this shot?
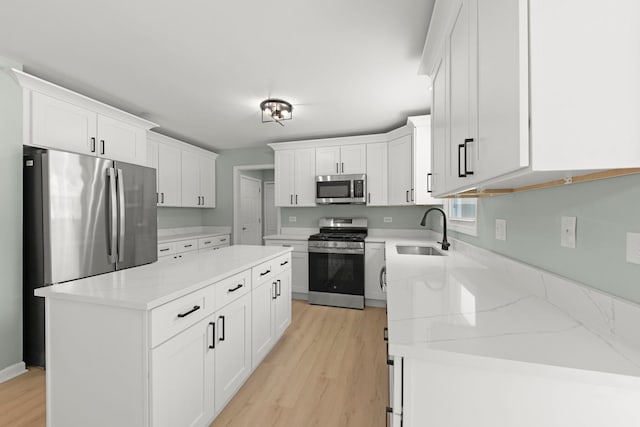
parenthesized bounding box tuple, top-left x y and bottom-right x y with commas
(495, 219, 507, 241)
(383, 217, 392, 223)
(561, 216, 577, 248)
(288, 216, 296, 223)
(626, 232, 640, 264)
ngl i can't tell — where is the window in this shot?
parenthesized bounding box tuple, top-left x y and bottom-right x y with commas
(445, 198, 478, 236)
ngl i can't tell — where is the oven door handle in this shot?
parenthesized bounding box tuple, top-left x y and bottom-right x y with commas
(308, 247, 365, 255)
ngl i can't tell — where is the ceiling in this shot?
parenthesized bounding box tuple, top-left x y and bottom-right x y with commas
(0, 0, 435, 151)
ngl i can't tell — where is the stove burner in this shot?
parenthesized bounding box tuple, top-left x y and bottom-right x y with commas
(308, 232, 367, 242)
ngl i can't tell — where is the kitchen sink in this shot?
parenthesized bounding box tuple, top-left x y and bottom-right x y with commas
(396, 245, 445, 256)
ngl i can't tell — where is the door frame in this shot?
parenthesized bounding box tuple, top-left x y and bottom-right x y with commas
(232, 164, 279, 245)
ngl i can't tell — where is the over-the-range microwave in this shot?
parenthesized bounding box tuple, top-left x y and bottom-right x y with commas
(315, 174, 366, 204)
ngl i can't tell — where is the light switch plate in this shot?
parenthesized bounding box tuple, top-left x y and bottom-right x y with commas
(626, 232, 640, 264)
(288, 216, 296, 223)
(384, 217, 392, 223)
(561, 216, 577, 248)
(495, 219, 507, 241)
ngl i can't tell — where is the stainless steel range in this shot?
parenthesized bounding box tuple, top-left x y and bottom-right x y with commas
(308, 218, 367, 309)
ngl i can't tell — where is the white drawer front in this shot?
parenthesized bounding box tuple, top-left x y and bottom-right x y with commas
(198, 235, 230, 250)
(215, 270, 251, 311)
(275, 253, 292, 272)
(150, 286, 215, 347)
(157, 242, 176, 257)
(175, 239, 198, 254)
(251, 258, 276, 288)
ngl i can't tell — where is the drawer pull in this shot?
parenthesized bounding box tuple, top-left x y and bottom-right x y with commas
(220, 238, 227, 242)
(159, 248, 170, 252)
(282, 244, 292, 247)
(280, 260, 289, 266)
(184, 244, 193, 248)
(259, 269, 271, 276)
(177, 305, 201, 318)
(204, 241, 212, 244)
(228, 284, 243, 293)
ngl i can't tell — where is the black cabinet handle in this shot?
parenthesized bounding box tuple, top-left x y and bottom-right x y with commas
(100, 140, 105, 155)
(204, 241, 212, 244)
(290, 194, 293, 205)
(411, 188, 414, 202)
(208, 321, 215, 349)
(228, 283, 243, 293)
(464, 138, 474, 175)
(272, 282, 277, 300)
(202, 196, 205, 205)
(336, 162, 339, 173)
(458, 143, 466, 177)
(161, 193, 165, 203)
(368, 192, 371, 204)
(280, 260, 288, 266)
(341, 162, 344, 173)
(177, 305, 200, 318)
(220, 238, 227, 242)
(405, 190, 409, 203)
(218, 315, 225, 341)
(184, 244, 193, 248)
(90, 137, 96, 153)
(260, 269, 271, 276)
(383, 326, 388, 342)
(427, 173, 433, 193)
(295, 194, 298, 205)
(276, 279, 282, 297)
(160, 248, 170, 252)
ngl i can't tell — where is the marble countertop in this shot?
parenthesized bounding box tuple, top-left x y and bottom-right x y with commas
(385, 238, 640, 385)
(158, 231, 230, 244)
(35, 245, 292, 310)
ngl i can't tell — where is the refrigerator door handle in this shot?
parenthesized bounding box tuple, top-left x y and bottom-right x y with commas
(117, 168, 125, 263)
(107, 168, 118, 264)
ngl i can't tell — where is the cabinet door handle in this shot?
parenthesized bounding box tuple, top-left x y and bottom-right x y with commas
(341, 162, 344, 173)
(464, 138, 474, 175)
(197, 196, 201, 205)
(204, 241, 212, 244)
(100, 140, 105, 155)
(184, 244, 193, 248)
(160, 248, 170, 252)
(295, 194, 298, 205)
(260, 268, 271, 276)
(290, 194, 293, 205)
(161, 192, 165, 203)
(220, 238, 227, 242)
(202, 196, 205, 205)
(280, 260, 288, 266)
(228, 283, 243, 293)
(272, 282, 277, 300)
(218, 315, 225, 341)
(411, 188, 414, 202)
(276, 279, 282, 297)
(458, 143, 466, 178)
(379, 266, 386, 291)
(367, 192, 371, 204)
(383, 326, 388, 342)
(405, 190, 409, 203)
(177, 305, 200, 318)
(208, 321, 215, 349)
(427, 173, 433, 193)
(90, 137, 96, 153)
(336, 162, 339, 173)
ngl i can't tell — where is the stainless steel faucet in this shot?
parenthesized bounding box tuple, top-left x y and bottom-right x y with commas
(419, 207, 450, 251)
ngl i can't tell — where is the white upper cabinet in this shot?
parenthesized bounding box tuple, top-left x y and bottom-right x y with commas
(316, 144, 366, 175)
(366, 142, 388, 206)
(148, 131, 217, 208)
(388, 134, 413, 205)
(423, 0, 640, 195)
(13, 70, 156, 167)
(274, 148, 316, 207)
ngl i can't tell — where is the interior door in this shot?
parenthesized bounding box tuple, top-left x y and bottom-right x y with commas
(238, 175, 262, 245)
(114, 160, 158, 269)
(263, 182, 277, 236)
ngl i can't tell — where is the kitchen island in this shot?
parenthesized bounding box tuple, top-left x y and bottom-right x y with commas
(36, 244, 292, 427)
(384, 238, 640, 427)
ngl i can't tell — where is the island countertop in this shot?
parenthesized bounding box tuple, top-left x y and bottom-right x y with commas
(35, 245, 292, 310)
(384, 238, 640, 386)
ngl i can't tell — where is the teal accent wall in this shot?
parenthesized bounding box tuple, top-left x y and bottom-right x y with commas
(0, 59, 24, 371)
(446, 174, 640, 304)
(281, 205, 436, 229)
(157, 207, 203, 229)
(203, 147, 275, 227)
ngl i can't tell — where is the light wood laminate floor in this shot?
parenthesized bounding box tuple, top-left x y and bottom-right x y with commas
(0, 300, 387, 427)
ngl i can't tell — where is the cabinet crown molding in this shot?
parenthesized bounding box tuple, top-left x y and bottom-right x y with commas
(148, 130, 218, 158)
(8, 68, 158, 130)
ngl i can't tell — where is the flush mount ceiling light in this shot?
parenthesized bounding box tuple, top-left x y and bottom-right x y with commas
(260, 98, 293, 126)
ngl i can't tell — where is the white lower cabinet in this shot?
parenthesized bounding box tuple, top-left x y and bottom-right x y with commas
(274, 270, 292, 337)
(364, 242, 386, 302)
(214, 292, 252, 414)
(151, 316, 215, 427)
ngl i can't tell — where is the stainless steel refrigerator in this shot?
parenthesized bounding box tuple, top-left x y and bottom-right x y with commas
(23, 146, 157, 366)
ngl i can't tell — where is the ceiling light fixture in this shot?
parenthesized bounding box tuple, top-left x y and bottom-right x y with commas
(260, 98, 293, 126)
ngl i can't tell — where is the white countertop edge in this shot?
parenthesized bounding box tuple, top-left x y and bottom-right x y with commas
(158, 231, 230, 244)
(263, 234, 310, 241)
(389, 343, 640, 390)
(35, 247, 293, 311)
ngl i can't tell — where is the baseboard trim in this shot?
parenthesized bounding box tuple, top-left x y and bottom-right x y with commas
(0, 361, 27, 384)
(365, 298, 387, 308)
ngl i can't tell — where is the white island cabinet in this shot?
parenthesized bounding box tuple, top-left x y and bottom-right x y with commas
(36, 245, 292, 427)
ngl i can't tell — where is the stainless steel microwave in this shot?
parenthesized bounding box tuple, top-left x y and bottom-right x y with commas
(315, 174, 366, 204)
